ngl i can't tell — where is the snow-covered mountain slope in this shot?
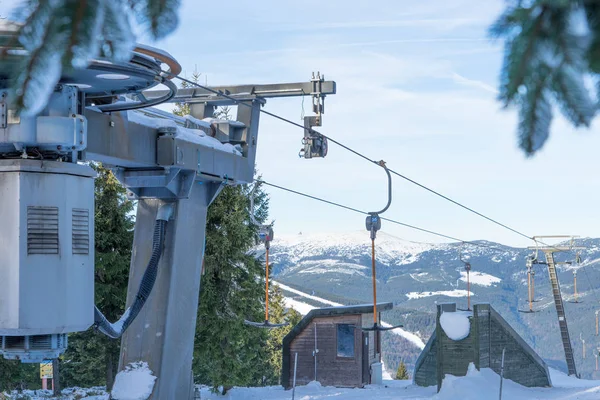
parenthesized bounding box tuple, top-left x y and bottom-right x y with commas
(269, 232, 600, 379)
(271, 232, 442, 277)
(274, 281, 426, 349)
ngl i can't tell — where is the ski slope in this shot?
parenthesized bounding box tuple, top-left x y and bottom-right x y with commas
(275, 281, 426, 349)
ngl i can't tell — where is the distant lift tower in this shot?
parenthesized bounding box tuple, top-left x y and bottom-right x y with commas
(0, 21, 336, 400)
(529, 235, 584, 377)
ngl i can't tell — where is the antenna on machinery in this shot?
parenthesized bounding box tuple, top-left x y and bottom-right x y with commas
(362, 161, 402, 332)
(458, 243, 472, 311)
(245, 184, 288, 329)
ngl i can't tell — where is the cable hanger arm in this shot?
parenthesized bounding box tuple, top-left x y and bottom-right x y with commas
(369, 160, 392, 216)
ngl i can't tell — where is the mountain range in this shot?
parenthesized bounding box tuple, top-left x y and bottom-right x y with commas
(268, 231, 600, 379)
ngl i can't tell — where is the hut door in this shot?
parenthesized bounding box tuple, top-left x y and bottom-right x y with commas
(362, 332, 370, 385)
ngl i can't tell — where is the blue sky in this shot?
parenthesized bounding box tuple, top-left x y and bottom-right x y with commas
(156, 1, 600, 247)
(7, 0, 600, 247)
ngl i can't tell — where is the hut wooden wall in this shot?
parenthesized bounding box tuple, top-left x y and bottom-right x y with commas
(288, 314, 363, 388)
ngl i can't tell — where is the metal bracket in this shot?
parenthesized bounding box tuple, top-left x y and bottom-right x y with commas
(311, 71, 326, 118)
(115, 168, 196, 200)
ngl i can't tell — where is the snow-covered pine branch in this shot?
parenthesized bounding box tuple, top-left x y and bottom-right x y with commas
(10, 0, 181, 115)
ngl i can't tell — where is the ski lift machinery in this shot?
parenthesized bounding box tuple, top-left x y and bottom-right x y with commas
(526, 235, 585, 377)
(0, 20, 336, 400)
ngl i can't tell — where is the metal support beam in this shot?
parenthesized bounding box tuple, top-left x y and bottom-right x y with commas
(142, 80, 336, 105)
(84, 109, 250, 183)
(119, 182, 222, 400)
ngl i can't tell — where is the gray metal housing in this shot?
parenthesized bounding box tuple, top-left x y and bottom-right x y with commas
(0, 160, 95, 336)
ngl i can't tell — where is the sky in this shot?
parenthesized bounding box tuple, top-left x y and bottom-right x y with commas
(152, 1, 600, 248)
(6, 0, 600, 248)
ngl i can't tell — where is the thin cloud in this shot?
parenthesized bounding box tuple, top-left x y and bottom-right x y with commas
(452, 72, 499, 94)
(270, 18, 482, 32)
(207, 38, 489, 58)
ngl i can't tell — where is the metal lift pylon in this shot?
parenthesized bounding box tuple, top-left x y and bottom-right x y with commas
(529, 235, 584, 377)
(116, 77, 336, 398)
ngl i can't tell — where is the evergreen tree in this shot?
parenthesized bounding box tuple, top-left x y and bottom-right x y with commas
(193, 184, 271, 393)
(395, 360, 410, 380)
(265, 286, 302, 385)
(0, 359, 38, 392)
(172, 70, 231, 120)
(172, 69, 201, 117)
(61, 164, 134, 391)
(491, 1, 600, 154)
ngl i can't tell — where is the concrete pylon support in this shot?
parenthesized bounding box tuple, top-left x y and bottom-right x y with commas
(118, 182, 221, 400)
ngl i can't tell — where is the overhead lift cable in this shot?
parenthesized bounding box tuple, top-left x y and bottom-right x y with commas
(167, 73, 535, 244)
(255, 179, 507, 254)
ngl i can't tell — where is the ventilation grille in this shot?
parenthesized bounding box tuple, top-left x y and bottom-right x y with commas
(72, 208, 89, 255)
(4, 336, 24, 349)
(30, 335, 52, 350)
(27, 206, 59, 255)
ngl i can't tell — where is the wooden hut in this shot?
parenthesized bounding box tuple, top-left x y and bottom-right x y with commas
(281, 302, 393, 389)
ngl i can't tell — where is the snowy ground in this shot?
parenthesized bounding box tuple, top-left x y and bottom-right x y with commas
(5, 367, 600, 399)
(198, 367, 600, 400)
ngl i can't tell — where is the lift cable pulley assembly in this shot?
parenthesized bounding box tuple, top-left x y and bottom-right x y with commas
(362, 161, 402, 332)
(244, 184, 288, 329)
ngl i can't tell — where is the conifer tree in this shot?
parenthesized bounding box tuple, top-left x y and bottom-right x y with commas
(193, 184, 271, 393)
(0, 359, 38, 392)
(492, 1, 600, 154)
(61, 164, 134, 391)
(172, 69, 201, 117)
(172, 69, 231, 120)
(265, 286, 302, 385)
(395, 360, 410, 380)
